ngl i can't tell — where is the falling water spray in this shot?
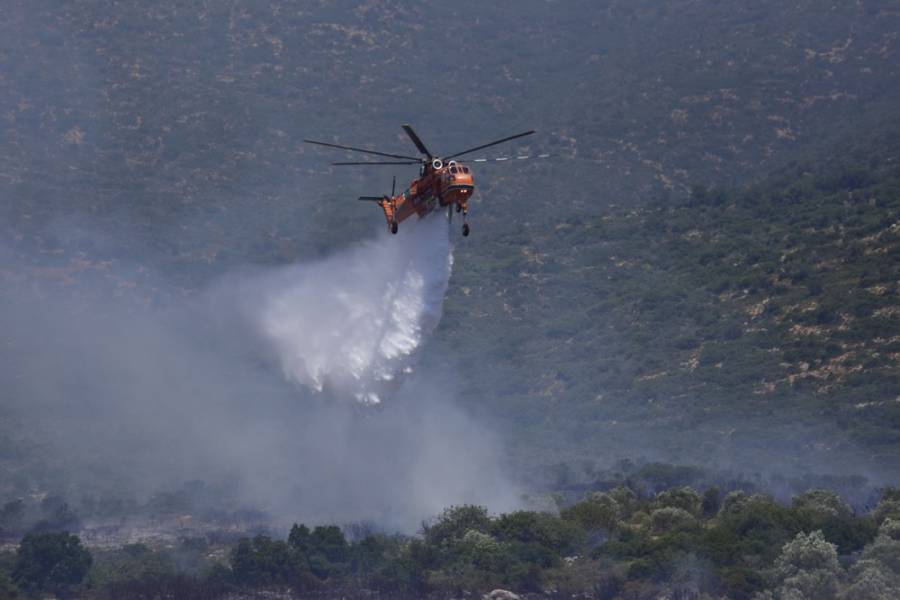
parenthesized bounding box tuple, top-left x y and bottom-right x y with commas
(250, 215, 453, 403)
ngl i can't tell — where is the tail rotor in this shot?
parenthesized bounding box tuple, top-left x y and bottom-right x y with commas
(358, 176, 400, 234)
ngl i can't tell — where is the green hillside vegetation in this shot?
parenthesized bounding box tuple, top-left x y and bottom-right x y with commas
(0, 3, 899, 596)
(2, 484, 899, 599)
(436, 124, 900, 476)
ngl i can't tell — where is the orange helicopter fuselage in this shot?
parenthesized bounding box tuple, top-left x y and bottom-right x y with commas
(378, 162, 474, 228)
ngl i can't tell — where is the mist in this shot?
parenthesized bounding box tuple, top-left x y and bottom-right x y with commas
(0, 215, 519, 532)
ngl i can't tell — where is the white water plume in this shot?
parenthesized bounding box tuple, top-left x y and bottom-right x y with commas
(252, 215, 453, 403)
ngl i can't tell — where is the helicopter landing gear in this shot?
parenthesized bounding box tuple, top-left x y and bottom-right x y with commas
(390, 221, 398, 234)
(462, 222, 470, 237)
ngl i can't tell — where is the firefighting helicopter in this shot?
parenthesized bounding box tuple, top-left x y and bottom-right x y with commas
(304, 124, 547, 236)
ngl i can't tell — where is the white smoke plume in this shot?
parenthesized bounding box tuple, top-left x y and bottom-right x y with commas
(1, 214, 521, 531)
(248, 214, 452, 404)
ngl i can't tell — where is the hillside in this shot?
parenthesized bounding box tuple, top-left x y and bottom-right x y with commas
(2, 3, 900, 598)
(0, 0, 899, 499)
(437, 124, 900, 480)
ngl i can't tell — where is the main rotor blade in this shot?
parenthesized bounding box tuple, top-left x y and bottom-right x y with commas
(358, 196, 384, 202)
(402, 124, 432, 159)
(333, 160, 421, 166)
(305, 139, 421, 161)
(458, 153, 551, 164)
(444, 130, 536, 161)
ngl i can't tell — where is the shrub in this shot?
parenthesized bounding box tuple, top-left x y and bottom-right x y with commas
(561, 493, 621, 531)
(873, 489, 900, 525)
(424, 506, 491, 546)
(492, 511, 582, 555)
(230, 535, 312, 589)
(775, 531, 841, 579)
(460, 530, 509, 572)
(841, 565, 899, 600)
(652, 487, 703, 517)
(769, 530, 842, 600)
(89, 543, 177, 587)
(792, 490, 852, 519)
(650, 508, 696, 534)
(309, 525, 350, 565)
(702, 487, 721, 518)
(607, 486, 639, 517)
(792, 490, 875, 553)
(858, 519, 900, 574)
(12, 532, 92, 597)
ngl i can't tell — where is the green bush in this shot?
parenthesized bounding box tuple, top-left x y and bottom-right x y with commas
(650, 507, 697, 534)
(12, 532, 92, 597)
(652, 486, 703, 516)
(230, 535, 313, 589)
(424, 506, 491, 547)
(89, 543, 176, 586)
(873, 489, 900, 525)
(492, 511, 582, 555)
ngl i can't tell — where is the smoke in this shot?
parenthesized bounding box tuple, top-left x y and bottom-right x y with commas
(243, 214, 453, 404)
(0, 215, 520, 532)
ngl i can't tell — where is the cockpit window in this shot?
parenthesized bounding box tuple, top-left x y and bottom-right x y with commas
(450, 166, 458, 174)
(462, 166, 470, 173)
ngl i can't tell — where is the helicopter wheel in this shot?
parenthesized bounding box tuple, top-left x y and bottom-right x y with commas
(456, 204, 462, 213)
(462, 222, 470, 237)
(391, 221, 398, 234)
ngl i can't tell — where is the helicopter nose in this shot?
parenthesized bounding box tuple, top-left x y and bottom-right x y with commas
(448, 165, 474, 184)
(445, 178, 474, 203)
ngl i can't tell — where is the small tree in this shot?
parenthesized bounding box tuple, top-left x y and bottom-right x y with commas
(12, 532, 92, 597)
(858, 519, 900, 575)
(561, 493, 621, 531)
(839, 519, 900, 599)
(461, 530, 509, 572)
(309, 526, 350, 564)
(492, 511, 582, 555)
(719, 491, 750, 517)
(424, 505, 491, 546)
(841, 564, 899, 600)
(873, 489, 900, 525)
(652, 486, 703, 517)
(775, 530, 840, 579)
(607, 486, 639, 517)
(768, 530, 842, 600)
(701, 486, 721, 518)
(792, 490, 852, 519)
(230, 535, 311, 588)
(304, 525, 350, 578)
(650, 507, 696, 534)
(288, 523, 311, 552)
